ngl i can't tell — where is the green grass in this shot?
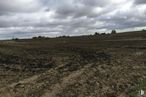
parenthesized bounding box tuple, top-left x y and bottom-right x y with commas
(127, 79, 146, 97)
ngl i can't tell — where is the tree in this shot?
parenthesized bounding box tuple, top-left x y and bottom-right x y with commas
(94, 32, 99, 35)
(111, 30, 117, 34)
(101, 33, 106, 35)
(32, 36, 46, 39)
(12, 38, 19, 41)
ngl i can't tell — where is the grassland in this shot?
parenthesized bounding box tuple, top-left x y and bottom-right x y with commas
(0, 30, 146, 97)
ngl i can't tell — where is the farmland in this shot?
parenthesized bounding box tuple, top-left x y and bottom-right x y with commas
(0, 30, 146, 97)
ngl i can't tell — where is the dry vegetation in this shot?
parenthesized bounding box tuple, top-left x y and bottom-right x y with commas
(0, 30, 146, 97)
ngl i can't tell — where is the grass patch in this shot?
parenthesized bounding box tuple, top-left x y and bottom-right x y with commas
(127, 79, 146, 97)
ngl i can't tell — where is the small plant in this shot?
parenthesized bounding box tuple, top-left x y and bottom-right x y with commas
(127, 79, 146, 97)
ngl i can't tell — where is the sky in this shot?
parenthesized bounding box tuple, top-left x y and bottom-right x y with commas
(0, 0, 146, 39)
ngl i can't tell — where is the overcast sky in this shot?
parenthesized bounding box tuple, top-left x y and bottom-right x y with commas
(0, 0, 146, 39)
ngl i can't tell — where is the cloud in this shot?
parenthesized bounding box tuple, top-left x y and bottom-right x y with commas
(0, 0, 43, 14)
(0, 0, 146, 39)
(134, 0, 146, 4)
(79, 0, 109, 7)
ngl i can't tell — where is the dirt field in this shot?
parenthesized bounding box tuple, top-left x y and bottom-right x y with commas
(0, 31, 146, 97)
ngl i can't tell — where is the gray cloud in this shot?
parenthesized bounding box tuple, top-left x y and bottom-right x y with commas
(0, 0, 44, 14)
(79, 0, 109, 7)
(134, 0, 146, 4)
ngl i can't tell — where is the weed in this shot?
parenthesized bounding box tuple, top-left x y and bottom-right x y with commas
(127, 79, 146, 97)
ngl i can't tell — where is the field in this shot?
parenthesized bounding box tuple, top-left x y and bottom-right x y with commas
(0, 30, 146, 97)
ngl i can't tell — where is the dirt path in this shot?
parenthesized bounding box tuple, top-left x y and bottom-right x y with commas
(0, 74, 41, 97)
(0, 63, 92, 97)
(41, 65, 91, 97)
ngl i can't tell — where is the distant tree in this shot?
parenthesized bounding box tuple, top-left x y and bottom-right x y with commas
(38, 36, 44, 39)
(32, 36, 47, 39)
(94, 32, 100, 35)
(12, 38, 19, 41)
(58, 35, 70, 38)
(32, 37, 37, 39)
(142, 29, 146, 31)
(101, 33, 106, 35)
(111, 30, 117, 34)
